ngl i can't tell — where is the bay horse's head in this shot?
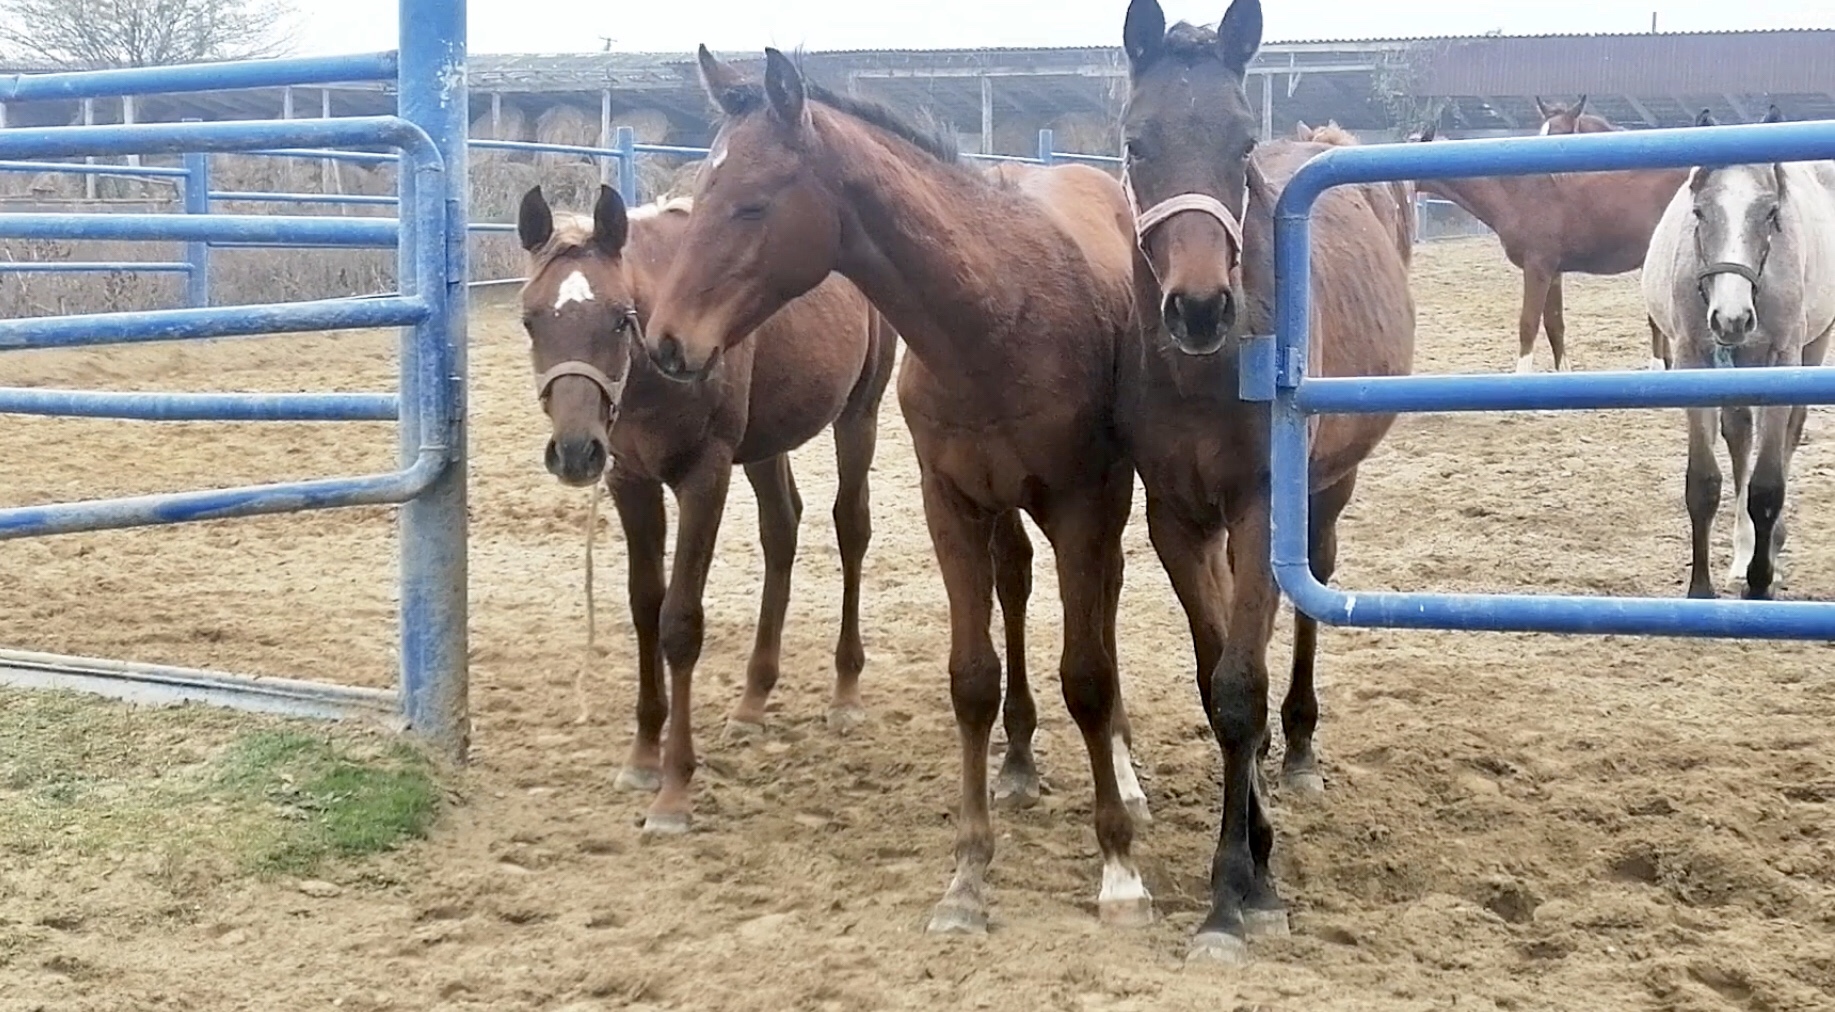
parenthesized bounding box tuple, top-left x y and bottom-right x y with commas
(1687, 105, 1789, 348)
(1120, 0, 1263, 356)
(516, 184, 639, 486)
(642, 47, 851, 381)
(1534, 96, 1614, 136)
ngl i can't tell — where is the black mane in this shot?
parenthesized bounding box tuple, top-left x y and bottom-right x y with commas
(1161, 21, 1222, 63)
(709, 65, 960, 165)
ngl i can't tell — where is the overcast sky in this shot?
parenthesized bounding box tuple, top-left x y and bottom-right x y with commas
(296, 1, 1835, 56)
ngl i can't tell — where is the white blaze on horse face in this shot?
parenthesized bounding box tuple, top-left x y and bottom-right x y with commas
(1699, 170, 1768, 338)
(1538, 120, 1553, 136)
(553, 270, 595, 312)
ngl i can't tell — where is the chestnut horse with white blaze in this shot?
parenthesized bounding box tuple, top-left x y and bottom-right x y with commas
(516, 184, 896, 835)
(1118, 0, 1416, 963)
(643, 46, 1155, 934)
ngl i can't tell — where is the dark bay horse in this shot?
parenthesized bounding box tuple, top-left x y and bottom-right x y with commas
(643, 47, 1154, 933)
(1412, 104, 1684, 372)
(1643, 107, 1835, 600)
(1119, 0, 1416, 963)
(516, 184, 897, 834)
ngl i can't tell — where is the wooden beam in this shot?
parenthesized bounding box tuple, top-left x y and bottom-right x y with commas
(1623, 95, 1660, 126)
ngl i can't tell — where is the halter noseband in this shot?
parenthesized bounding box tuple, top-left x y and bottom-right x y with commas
(1121, 164, 1247, 289)
(535, 357, 629, 413)
(1695, 259, 1765, 301)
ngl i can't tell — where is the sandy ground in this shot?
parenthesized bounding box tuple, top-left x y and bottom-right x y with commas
(2, 237, 1833, 1011)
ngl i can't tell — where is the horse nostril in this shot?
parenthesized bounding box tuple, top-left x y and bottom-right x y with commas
(544, 438, 563, 477)
(653, 333, 687, 377)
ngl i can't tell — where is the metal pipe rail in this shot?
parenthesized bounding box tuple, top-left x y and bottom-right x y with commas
(1264, 118, 1835, 640)
(0, 387, 398, 422)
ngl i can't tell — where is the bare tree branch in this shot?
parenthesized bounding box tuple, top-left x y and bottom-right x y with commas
(0, 0, 298, 68)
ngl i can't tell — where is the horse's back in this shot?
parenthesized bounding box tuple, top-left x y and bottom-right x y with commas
(1786, 160, 1835, 334)
(989, 161, 1134, 297)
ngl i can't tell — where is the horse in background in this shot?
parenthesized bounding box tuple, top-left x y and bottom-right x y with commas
(1642, 106, 1835, 600)
(516, 184, 897, 835)
(1295, 118, 1416, 263)
(1410, 105, 1684, 372)
(1121, 0, 1415, 963)
(1534, 95, 1615, 136)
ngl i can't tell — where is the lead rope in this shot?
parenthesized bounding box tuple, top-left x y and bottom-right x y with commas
(576, 476, 605, 726)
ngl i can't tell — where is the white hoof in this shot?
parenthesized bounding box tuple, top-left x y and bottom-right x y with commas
(613, 767, 661, 793)
(1186, 932, 1250, 967)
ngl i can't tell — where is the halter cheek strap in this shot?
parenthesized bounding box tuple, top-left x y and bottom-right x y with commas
(1121, 164, 1248, 289)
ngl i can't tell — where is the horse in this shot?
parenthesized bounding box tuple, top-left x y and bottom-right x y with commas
(1294, 118, 1416, 263)
(1642, 106, 1835, 601)
(515, 183, 898, 834)
(1533, 95, 1615, 136)
(1118, 0, 1416, 963)
(1411, 107, 1684, 373)
(641, 46, 1155, 935)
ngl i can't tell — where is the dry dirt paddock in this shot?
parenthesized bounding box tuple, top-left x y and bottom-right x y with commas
(2, 236, 1834, 1012)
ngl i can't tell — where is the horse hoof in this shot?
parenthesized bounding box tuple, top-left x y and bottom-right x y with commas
(640, 812, 691, 837)
(1282, 768, 1327, 796)
(613, 767, 661, 793)
(1098, 894, 1155, 928)
(1123, 796, 1154, 825)
(826, 704, 867, 736)
(1244, 908, 1290, 938)
(723, 719, 767, 742)
(1647, 356, 1668, 372)
(992, 768, 1041, 810)
(925, 901, 989, 936)
(1186, 931, 1251, 967)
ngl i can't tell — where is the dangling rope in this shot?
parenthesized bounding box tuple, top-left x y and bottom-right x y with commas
(575, 478, 603, 725)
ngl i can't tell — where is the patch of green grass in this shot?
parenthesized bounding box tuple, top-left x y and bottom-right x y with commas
(212, 730, 441, 876)
(0, 689, 445, 888)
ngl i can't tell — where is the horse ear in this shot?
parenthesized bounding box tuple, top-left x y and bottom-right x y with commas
(1215, 0, 1263, 78)
(1574, 94, 1588, 116)
(592, 184, 628, 256)
(517, 186, 552, 253)
(1534, 96, 1551, 119)
(1295, 120, 1312, 140)
(1694, 108, 1717, 127)
(1763, 104, 1785, 124)
(762, 47, 809, 130)
(1122, 0, 1167, 69)
(697, 44, 754, 117)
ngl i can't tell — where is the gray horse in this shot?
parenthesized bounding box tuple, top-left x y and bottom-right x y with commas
(1643, 106, 1835, 600)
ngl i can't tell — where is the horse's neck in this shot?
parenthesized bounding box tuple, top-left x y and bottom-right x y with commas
(816, 117, 1093, 370)
(1420, 176, 1523, 233)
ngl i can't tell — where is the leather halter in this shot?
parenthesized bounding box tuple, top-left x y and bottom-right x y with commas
(1696, 259, 1764, 299)
(1121, 163, 1247, 290)
(535, 358, 628, 411)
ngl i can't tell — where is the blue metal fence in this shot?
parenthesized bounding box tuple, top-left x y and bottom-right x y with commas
(0, 0, 470, 754)
(1257, 118, 1835, 641)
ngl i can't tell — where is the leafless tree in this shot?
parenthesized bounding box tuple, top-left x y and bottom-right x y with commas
(0, 0, 298, 69)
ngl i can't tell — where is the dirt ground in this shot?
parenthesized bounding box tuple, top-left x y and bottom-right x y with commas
(2, 236, 1833, 1011)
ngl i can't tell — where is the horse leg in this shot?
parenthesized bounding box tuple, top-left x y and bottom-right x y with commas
(1282, 474, 1358, 796)
(1040, 469, 1150, 928)
(827, 399, 880, 734)
(1744, 403, 1799, 600)
(643, 456, 734, 835)
(1191, 494, 1282, 965)
(728, 455, 801, 737)
(1145, 492, 1228, 796)
(1542, 273, 1569, 371)
(1684, 407, 1723, 599)
(922, 473, 1003, 936)
(1647, 316, 1671, 372)
(990, 510, 1041, 809)
(1099, 515, 1150, 826)
(610, 475, 667, 794)
(1721, 407, 1755, 591)
(1514, 262, 1555, 374)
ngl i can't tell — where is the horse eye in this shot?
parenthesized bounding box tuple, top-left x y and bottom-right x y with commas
(734, 204, 767, 221)
(1124, 138, 1147, 161)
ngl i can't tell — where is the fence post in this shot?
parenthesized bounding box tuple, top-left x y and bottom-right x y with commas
(615, 124, 637, 204)
(1036, 128, 1054, 165)
(396, 0, 470, 759)
(181, 121, 210, 309)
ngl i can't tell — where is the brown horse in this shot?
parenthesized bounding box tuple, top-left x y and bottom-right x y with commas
(1533, 95, 1615, 136)
(1119, 0, 1415, 963)
(1412, 103, 1684, 372)
(516, 183, 897, 834)
(642, 46, 1154, 934)
(1295, 119, 1416, 263)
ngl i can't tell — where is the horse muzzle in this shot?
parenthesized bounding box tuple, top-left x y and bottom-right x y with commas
(1162, 287, 1238, 356)
(545, 434, 608, 487)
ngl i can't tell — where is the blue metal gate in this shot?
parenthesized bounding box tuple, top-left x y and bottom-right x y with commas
(1253, 119, 1835, 640)
(0, 0, 471, 754)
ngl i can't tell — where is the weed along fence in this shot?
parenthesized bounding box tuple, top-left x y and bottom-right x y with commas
(0, 0, 471, 756)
